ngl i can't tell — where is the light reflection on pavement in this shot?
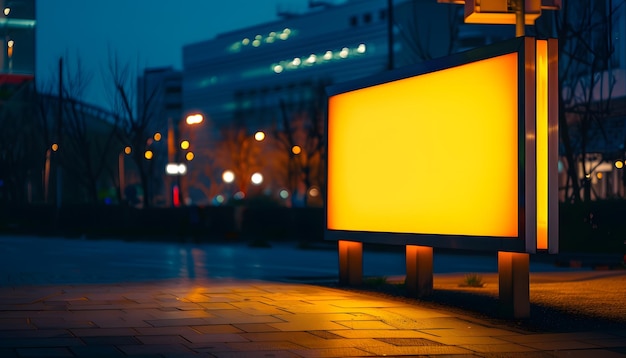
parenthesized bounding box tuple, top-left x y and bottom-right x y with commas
(0, 235, 584, 286)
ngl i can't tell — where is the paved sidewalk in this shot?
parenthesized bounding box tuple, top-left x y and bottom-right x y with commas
(1, 278, 625, 357)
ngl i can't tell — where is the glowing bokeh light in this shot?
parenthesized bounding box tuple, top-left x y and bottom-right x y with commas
(180, 140, 190, 150)
(186, 114, 204, 125)
(254, 131, 265, 142)
(251, 172, 263, 185)
(292, 145, 302, 155)
(186, 152, 194, 161)
(309, 187, 320, 197)
(144, 150, 153, 160)
(222, 170, 235, 183)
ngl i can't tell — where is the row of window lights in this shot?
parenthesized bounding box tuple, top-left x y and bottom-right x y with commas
(230, 28, 293, 52)
(273, 43, 367, 74)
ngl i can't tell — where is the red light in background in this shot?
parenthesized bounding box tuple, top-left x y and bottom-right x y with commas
(173, 185, 180, 207)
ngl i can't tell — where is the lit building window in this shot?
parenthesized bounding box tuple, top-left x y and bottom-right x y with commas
(271, 43, 369, 74)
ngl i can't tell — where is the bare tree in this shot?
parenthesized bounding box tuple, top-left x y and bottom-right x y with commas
(49, 56, 120, 204)
(274, 81, 326, 207)
(393, 1, 463, 66)
(547, 0, 625, 202)
(105, 52, 159, 208)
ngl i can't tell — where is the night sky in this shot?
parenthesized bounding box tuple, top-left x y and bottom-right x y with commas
(35, 0, 313, 107)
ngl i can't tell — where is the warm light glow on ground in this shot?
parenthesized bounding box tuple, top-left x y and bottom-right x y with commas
(328, 53, 519, 238)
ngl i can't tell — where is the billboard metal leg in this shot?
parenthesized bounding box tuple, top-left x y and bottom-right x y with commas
(498, 251, 530, 318)
(405, 245, 433, 297)
(338, 240, 362, 286)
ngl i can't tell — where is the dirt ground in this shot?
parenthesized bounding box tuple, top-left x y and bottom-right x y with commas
(347, 270, 626, 333)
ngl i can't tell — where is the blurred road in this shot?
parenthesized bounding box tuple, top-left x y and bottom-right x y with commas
(1, 235, 583, 286)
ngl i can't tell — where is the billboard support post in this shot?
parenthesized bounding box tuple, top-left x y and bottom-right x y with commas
(338, 240, 363, 286)
(405, 245, 433, 297)
(498, 251, 530, 318)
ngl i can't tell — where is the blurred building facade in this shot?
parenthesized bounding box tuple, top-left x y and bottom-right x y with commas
(180, 0, 513, 206)
(0, 0, 35, 76)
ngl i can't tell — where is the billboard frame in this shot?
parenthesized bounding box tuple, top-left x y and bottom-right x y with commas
(324, 36, 558, 254)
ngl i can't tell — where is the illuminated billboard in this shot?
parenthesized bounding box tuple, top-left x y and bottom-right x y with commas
(325, 37, 558, 253)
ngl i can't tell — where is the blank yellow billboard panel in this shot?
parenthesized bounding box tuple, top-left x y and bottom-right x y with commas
(328, 53, 519, 238)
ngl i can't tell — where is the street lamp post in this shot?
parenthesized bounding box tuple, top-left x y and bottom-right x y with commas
(166, 113, 204, 207)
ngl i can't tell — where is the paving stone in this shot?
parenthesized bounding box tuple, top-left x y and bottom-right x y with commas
(70, 345, 125, 357)
(329, 329, 434, 339)
(239, 331, 323, 343)
(145, 317, 213, 327)
(136, 334, 190, 345)
(551, 349, 626, 358)
(0, 329, 72, 339)
(134, 326, 202, 336)
(289, 346, 374, 357)
(0, 337, 84, 348)
(334, 319, 397, 330)
(117, 343, 195, 356)
(375, 337, 445, 346)
(580, 338, 626, 348)
(521, 340, 603, 351)
(460, 343, 540, 353)
(308, 330, 345, 340)
(15, 347, 74, 357)
(192, 324, 244, 334)
(70, 327, 139, 337)
(0, 318, 34, 330)
(233, 323, 282, 333)
(223, 340, 305, 351)
(360, 344, 475, 356)
(181, 333, 249, 343)
(211, 350, 302, 358)
(79, 335, 141, 345)
(269, 320, 348, 332)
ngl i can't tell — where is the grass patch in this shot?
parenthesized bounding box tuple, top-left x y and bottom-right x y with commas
(459, 273, 485, 288)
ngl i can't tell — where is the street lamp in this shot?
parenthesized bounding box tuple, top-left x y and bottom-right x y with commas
(251, 172, 263, 185)
(118, 146, 131, 202)
(222, 170, 235, 183)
